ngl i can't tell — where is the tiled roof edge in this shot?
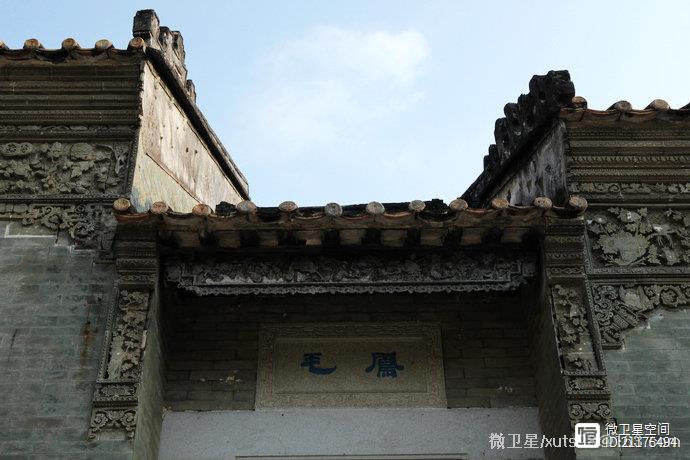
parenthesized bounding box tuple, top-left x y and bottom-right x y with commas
(112, 195, 586, 223)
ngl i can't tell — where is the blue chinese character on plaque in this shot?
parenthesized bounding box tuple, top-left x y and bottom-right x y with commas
(365, 352, 404, 378)
(300, 352, 336, 375)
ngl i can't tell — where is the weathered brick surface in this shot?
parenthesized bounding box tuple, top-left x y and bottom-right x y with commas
(527, 282, 573, 459)
(163, 290, 537, 410)
(0, 225, 131, 458)
(605, 308, 690, 459)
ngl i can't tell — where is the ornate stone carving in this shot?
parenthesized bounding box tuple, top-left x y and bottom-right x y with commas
(587, 207, 690, 267)
(0, 141, 129, 196)
(553, 286, 589, 346)
(593, 283, 690, 348)
(166, 251, 537, 295)
(89, 230, 158, 442)
(570, 182, 690, 199)
(565, 376, 607, 392)
(92, 382, 138, 404)
(568, 402, 613, 425)
(0, 124, 135, 136)
(551, 284, 595, 372)
(106, 290, 150, 380)
(0, 202, 107, 244)
(544, 221, 613, 432)
(88, 407, 137, 440)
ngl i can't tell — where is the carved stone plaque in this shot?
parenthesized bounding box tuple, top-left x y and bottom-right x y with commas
(256, 323, 446, 409)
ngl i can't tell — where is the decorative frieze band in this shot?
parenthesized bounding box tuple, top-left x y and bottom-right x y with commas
(0, 141, 131, 198)
(0, 202, 112, 246)
(165, 250, 537, 296)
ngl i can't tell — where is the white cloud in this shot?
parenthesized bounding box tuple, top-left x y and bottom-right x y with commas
(242, 26, 430, 155)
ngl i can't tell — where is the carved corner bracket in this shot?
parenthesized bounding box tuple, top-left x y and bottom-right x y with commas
(592, 283, 690, 349)
(88, 228, 158, 441)
(544, 220, 613, 428)
(586, 207, 690, 347)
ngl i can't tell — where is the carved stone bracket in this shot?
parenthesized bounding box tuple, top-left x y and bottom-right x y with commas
(165, 250, 537, 296)
(544, 220, 612, 428)
(89, 227, 158, 441)
(593, 282, 690, 348)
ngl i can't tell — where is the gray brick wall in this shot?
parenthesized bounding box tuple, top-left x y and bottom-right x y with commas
(0, 222, 131, 458)
(163, 290, 537, 410)
(527, 282, 573, 459)
(605, 308, 690, 459)
(133, 288, 165, 460)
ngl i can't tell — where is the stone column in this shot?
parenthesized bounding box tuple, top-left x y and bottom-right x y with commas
(536, 216, 614, 459)
(88, 224, 164, 457)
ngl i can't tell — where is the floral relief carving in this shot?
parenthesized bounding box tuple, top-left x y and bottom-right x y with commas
(552, 285, 588, 347)
(93, 382, 137, 403)
(551, 285, 595, 372)
(167, 252, 536, 296)
(571, 182, 690, 196)
(88, 408, 137, 440)
(0, 141, 129, 196)
(106, 290, 150, 380)
(0, 202, 105, 242)
(593, 284, 690, 348)
(566, 376, 606, 392)
(569, 402, 613, 426)
(587, 207, 690, 267)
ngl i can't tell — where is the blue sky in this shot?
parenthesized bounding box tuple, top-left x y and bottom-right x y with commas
(4, 1, 689, 206)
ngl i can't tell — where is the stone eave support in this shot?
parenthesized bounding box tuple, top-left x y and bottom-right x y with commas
(88, 224, 159, 442)
(540, 217, 613, 457)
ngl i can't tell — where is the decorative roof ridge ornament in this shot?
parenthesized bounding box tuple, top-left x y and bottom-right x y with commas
(463, 70, 576, 206)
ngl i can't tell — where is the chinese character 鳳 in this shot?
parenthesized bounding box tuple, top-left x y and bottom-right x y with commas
(300, 352, 336, 375)
(365, 352, 404, 378)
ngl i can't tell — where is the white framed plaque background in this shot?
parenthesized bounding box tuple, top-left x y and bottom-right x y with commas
(255, 322, 447, 409)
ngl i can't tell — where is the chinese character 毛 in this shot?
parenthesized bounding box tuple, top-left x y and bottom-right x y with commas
(300, 352, 336, 375)
(365, 352, 404, 378)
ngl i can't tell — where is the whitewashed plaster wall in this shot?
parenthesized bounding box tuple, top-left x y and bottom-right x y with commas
(159, 408, 543, 460)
